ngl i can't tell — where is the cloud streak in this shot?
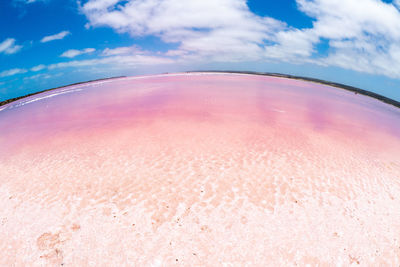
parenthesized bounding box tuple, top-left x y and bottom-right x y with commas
(40, 31, 70, 43)
(102, 45, 145, 56)
(61, 48, 95, 58)
(14, 0, 46, 3)
(0, 38, 23, 55)
(0, 68, 27, 78)
(30, 64, 46, 72)
(1, 44, 173, 83)
(49, 53, 174, 70)
(0, 51, 174, 78)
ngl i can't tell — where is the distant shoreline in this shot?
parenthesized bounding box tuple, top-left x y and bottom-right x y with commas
(0, 72, 399, 109)
(190, 71, 400, 109)
(0, 76, 126, 107)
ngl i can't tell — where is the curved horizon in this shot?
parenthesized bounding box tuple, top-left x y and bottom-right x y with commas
(1, 71, 400, 110)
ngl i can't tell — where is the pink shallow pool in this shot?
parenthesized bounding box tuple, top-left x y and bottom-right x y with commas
(0, 73, 400, 266)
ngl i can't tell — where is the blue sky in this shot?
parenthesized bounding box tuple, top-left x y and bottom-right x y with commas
(1, 0, 400, 101)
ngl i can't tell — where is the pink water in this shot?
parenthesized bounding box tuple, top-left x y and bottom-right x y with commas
(0, 73, 399, 266)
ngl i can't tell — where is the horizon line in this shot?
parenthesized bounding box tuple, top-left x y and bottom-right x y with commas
(0, 71, 399, 109)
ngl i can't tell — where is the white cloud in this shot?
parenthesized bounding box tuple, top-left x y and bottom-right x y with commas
(102, 45, 144, 56)
(0, 68, 27, 78)
(49, 54, 174, 70)
(394, 0, 400, 9)
(80, 0, 400, 79)
(81, 0, 285, 62)
(15, 0, 46, 3)
(40, 31, 70, 43)
(0, 47, 171, 81)
(30, 64, 46, 72)
(4, 0, 400, 82)
(292, 0, 400, 78)
(60, 48, 95, 58)
(24, 72, 56, 81)
(0, 38, 23, 55)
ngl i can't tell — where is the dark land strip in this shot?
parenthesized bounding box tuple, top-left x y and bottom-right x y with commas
(1, 72, 399, 109)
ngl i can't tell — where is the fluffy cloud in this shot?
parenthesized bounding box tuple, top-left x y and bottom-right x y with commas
(81, 0, 285, 62)
(0, 68, 27, 78)
(61, 48, 95, 58)
(40, 31, 70, 43)
(80, 0, 400, 78)
(0, 38, 23, 55)
(292, 0, 400, 77)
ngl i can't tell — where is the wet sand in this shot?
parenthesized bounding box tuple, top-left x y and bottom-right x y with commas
(0, 73, 400, 266)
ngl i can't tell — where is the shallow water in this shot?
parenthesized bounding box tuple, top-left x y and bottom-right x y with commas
(1, 73, 400, 266)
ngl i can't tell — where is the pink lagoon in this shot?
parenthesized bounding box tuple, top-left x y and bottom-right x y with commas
(0, 72, 400, 266)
